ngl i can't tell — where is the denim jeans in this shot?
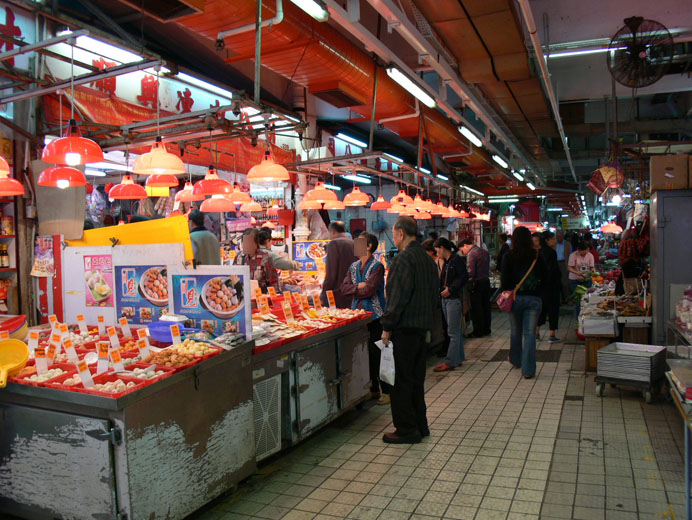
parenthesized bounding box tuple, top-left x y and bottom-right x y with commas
(442, 297, 465, 366)
(569, 279, 593, 317)
(509, 295, 542, 377)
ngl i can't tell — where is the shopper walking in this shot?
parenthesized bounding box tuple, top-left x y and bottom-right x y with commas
(555, 231, 571, 303)
(460, 238, 491, 337)
(233, 228, 279, 293)
(500, 226, 544, 379)
(188, 210, 221, 265)
(433, 237, 468, 372)
(422, 238, 448, 356)
(381, 216, 440, 444)
(568, 241, 595, 316)
(537, 231, 561, 342)
(341, 233, 390, 405)
(496, 233, 510, 273)
(320, 221, 357, 309)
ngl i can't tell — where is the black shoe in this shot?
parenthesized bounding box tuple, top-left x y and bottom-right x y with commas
(383, 430, 422, 444)
(524, 374, 535, 380)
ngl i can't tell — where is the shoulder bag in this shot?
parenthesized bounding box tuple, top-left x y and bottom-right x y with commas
(496, 255, 538, 312)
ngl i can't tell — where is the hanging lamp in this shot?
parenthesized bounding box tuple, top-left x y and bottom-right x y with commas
(323, 200, 346, 210)
(38, 165, 87, 189)
(201, 194, 235, 213)
(239, 200, 263, 213)
(414, 210, 432, 220)
(176, 181, 205, 203)
(298, 199, 322, 210)
(0, 156, 23, 196)
(133, 137, 185, 175)
(344, 186, 370, 207)
(370, 195, 391, 210)
(229, 184, 253, 205)
(267, 204, 281, 216)
(193, 167, 232, 196)
(109, 174, 147, 200)
(412, 194, 427, 210)
(145, 174, 179, 188)
(400, 206, 417, 217)
(601, 222, 623, 234)
(390, 189, 414, 206)
(262, 221, 277, 229)
(458, 208, 470, 218)
(305, 181, 338, 203)
(247, 149, 290, 182)
(387, 202, 405, 214)
(431, 202, 446, 216)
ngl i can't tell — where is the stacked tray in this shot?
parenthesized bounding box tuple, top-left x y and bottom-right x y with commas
(597, 342, 667, 383)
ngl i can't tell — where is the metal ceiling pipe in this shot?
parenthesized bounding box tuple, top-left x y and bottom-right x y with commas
(516, 0, 577, 184)
(216, 0, 284, 44)
(379, 99, 419, 124)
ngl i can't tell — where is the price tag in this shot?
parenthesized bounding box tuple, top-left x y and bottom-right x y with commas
(46, 342, 57, 363)
(170, 324, 181, 345)
(283, 291, 291, 301)
(59, 323, 69, 341)
(63, 338, 79, 363)
(48, 314, 58, 332)
(76, 314, 88, 335)
(267, 286, 278, 299)
(313, 295, 322, 311)
(293, 292, 301, 304)
(118, 317, 132, 338)
(28, 330, 39, 354)
(97, 315, 106, 336)
(110, 347, 124, 372)
(107, 326, 121, 349)
(254, 287, 263, 301)
(259, 296, 270, 315)
(281, 270, 290, 278)
(136, 328, 151, 352)
(97, 342, 110, 374)
(327, 290, 336, 309)
(35, 347, 48, 374)
(300, 295, 310, 313)
(76, 360, 94, 388)
(282, 301, 295, 322)
(137, 339, 150, 359)
(0, 330, 8, 340)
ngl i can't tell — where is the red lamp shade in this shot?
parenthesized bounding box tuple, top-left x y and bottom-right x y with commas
(370, 195, 391, 210)
(41, 119, 104, 166)
(414, 210, 432, 220)
(193, 167, 233, 196)
(228, 185, 253, 205)
(267, 204, 281, 216)
(344, 186, 370, 207)
(37, 166, 87, 188)
(247, 150, 290, 182)
(145, 174, 179, 188)
(262, 221, 277, 229)
(0, 155, 9, 175)
(387, 203, 405, 214)
(323, 200, 346, 210)
(412, 194, 427, 210)
(400, 206, 417, 217)
(298, 199, 322, 210)
(0, 157, 23, 196)
(458, 209, 470, 218)
(200, 194, 235, 212)
(305, 181, 338, 203)
(132, 136, 185, 175)
(109, 175, 147, 199)
(601, 222, 623, 233)
(239, 200, 263, 212)
(390, 190, 414, 206)
(423, 199, 436, 211)
(175, 182, 205, 202)
(431, 202, 446, 216)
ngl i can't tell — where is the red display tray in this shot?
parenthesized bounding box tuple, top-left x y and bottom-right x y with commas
(11, 363, 77, 387)
(252, 337, 286, 355)
(124, 362, 176, 385)
(73, 373, 146, 399)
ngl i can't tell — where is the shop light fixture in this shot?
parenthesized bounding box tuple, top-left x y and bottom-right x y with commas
(228, 185, 252, 205)
(290, 0, 329, 22)
(414, 211, 432, 220)
(512, 171, 524, 182)
(108, 174, 147, 200)
(387, 202, 405, 214)
(458, 126, 483, 148)
(560, 213, 569, 217)
(177, 72, 233, 101)
(297, 199, 322, 210)
(239, 200, 263, 213)
(145, 174, 179, 188)
(38, 166, 86, 189)
(547, 46, 627, 59)
(547, 207, 564, 212)
(492, 155, 509, 169)
(247, 150, 290, 182)
(0, 156, 23, 196)
(344, 186, 370, 207)
(390, 190, 414, 206)
(84, 169, 107, 177)
(176, 181, 205, 202)
(305, 181, 338, 203)
(487, 198, 519, 203)
(460, 185, 484, 197)
(267, 204, 281, 216)
(342, 174, 371, 185)
(201, 194, 235, 213)
(336, 133, 367, 149)
(133, 137, 186, 175)
(611, 193, 622, 205)
(370, 195, 391, 211)
(382, 153, 404, 163)
(436, 174, 449, 181)
(323, 200, 346, 210)
(193, 167, 233, 196)
(385, 66, 436, 108)
(526, 182, 536, 191)
(323, 183, 341, 191)
(42, 119, 104, 167)
(418, 167, 431, 174)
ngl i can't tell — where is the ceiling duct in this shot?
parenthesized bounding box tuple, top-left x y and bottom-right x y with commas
(119, 0, 204, 22)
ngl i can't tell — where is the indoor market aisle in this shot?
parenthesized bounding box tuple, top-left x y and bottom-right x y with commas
(195, 311, 686, 520)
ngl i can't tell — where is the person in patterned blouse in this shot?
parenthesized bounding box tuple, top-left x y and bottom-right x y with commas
(233, 228, 279, 293)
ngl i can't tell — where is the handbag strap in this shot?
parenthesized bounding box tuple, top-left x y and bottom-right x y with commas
(513, 255, 538, 297)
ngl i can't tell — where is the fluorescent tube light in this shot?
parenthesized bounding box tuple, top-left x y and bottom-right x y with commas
(526, 182, 536, 191)
(459, 126, 483, 148)
(492, 155, 508, 169)
(418, 167, 431, 174)
(561, 214, 569, 217)
(177, 72, 233, 100)
(85, 169, 106, 177)
(383, 153, 404, 163)
(336, 133, 367, 149)
(512, 172, 524, 182)
(342, 175, 371, 185)
(547, 208, 564, 212)
(436, 174, 449, 181)
(460, 185, 484, 197)
(74, 35, 143, 64)
(385, 66, 436, 108)
(519, 169, 526, 174)
(289, 0, 329, 22)
(547, 46, 626, 59)
(323, 184, 341, 191)
(487, 198, 519, 203)
(88, 162, 130, 172)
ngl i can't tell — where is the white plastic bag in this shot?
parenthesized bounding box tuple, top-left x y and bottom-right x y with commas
(378, 341, 395, 386)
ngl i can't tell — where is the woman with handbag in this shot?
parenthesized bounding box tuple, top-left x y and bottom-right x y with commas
(433, 237, 469, 372)
(499, 227, 545, 379)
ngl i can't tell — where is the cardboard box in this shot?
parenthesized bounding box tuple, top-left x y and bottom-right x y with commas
(650, 154, 688, 192)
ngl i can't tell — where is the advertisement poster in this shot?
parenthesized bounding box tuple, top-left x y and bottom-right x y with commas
(292, 240, 329, 274)
(115, 265, 168, 324)
(84, 254, 114, 307)
(30, 236, 55, 277)
(168, 265, 252, 338)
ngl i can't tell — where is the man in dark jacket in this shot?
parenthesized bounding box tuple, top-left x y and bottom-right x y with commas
(381, 217, 440, 444)
(460, 238, 492, 337)
(189, 210, 221, 265)
(320, 221, 357, 308)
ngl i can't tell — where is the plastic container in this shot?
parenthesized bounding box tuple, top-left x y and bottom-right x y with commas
(11, 363, 76, 387)
(125, 363, 175, 385)
(147, 321, 198, 343)
(75, 373, 145, 398)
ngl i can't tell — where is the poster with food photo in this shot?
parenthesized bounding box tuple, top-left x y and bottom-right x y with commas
(84, 254, 114, 307)
(167, 265, 252, 338)
(292, 240, 329, 274)
(115, 265, 167, 324)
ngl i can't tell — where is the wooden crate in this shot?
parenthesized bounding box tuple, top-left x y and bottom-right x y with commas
(584, 335, 616, 372)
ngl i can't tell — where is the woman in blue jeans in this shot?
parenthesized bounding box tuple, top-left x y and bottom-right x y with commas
(500, 227, 545, 379)
(432, 237, 469, 372)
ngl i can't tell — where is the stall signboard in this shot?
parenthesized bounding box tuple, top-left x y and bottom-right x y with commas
(292, 240, 329, 274)
(114, 265, 168, 324)
(562, 216, 587, 230)
(31, 236, 55, 277)
(168, 265, 252, 338)
(84, 254, 114, 307)
(226, 218, 252, 232)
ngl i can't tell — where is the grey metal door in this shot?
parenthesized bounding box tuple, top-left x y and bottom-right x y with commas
(338, 330, 370, 409)
(0, 404, 117, 520)
(294, 341, 338, 438)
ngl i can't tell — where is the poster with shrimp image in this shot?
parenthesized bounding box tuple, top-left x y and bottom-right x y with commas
(84, 254, 114, 307)
(167, 265, 252, 339)
(115, 265, 167, 324)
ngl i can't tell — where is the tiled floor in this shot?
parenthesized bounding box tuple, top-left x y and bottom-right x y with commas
(195, 309, 687, 520)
